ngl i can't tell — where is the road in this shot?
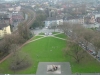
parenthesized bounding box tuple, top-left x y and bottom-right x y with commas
(31, 28, 62, 35)
(0, 7, 36, 63)
(12, 6, 36, 34)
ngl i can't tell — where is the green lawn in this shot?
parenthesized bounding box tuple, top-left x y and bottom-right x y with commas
(0, 33, 100, 74)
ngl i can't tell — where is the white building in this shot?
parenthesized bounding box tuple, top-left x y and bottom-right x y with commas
(45, 17, 63, 27)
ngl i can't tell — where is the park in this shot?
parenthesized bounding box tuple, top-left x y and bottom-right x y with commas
(0, 32, 100, 74)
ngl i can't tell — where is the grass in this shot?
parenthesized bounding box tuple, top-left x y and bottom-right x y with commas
(54, 33, 67, 39)
(71, 55, 100, 73)
(0, 33, 100, 74)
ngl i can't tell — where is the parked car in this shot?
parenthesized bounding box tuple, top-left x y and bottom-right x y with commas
(49, 32, 52, 35)
(45, 33, 48, 36)
(78, 42, 82, 45)
(82, 46, 86, 50)
(97, 57, 100, 60)
(91, 51, 96, 56)
(88, 50, 93, 53)
(45, 27, 48, 28)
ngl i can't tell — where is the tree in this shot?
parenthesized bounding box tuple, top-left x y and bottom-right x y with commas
(64, 40, 86, 63)
(91, 34, 100, 56)
(50, 22, 58, 32)
(58, 22, 72, 34)
(0, 34, 14, 55)
(10, 48, 32, 73)
(30, 11, 47, 29)
(18, 25, 32, 40)
(81, 29, 94, 50)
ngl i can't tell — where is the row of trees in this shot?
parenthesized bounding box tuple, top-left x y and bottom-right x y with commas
(0, 24, 32, 72)
(0, 24, 32, 56)
(59, 22, 100, 63)
(0, 6, 35, 72)
(30, 10, 47, 29)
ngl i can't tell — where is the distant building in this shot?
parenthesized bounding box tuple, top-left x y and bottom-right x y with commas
(83, 23, 100, 28)
(12, 12, 24, 22)
(84, 15, 95, 24)
(64, 16, 84, 24)
(45, 17, 63, 27)
(8, 6, 21, 12)
(0, 13, 12, 25)
(0, 20, 11, 38)
(94, 13, 100, 23)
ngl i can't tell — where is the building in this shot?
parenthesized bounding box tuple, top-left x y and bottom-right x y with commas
(84, 15, 95, 24)
(0, 13, 12, 25)
(8, 6, 21, 12)
(64, 16, 84, 24)
(94, 13, 100, 23)
(0, 20, 11, 38)
(83, 23, 100, 28)
(45, 17, 63, 27)
(12, 12, 24, 22)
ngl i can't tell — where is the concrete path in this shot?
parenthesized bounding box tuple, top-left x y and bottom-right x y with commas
(28, 32, 66, 44)
(28, 36, 47, 43)
(51, 36, 66, 41)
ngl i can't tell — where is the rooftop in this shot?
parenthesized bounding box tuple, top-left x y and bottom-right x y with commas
(45, 17, 63, 21)
(0, 14, 11, 19)
(0, 20, 9, 29)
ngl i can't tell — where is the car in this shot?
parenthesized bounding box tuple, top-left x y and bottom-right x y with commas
(49, 32, 52, 35)
(78, 42, 82, 45)
(81, 43, 85, 46)
(83, 46, 86, 49)
(91, 51, 96, 56)
(97, 57, 100, 60)
(88, 50, 93, 53)
(45, 27, 48, 28)
(45, 33, 48, 36)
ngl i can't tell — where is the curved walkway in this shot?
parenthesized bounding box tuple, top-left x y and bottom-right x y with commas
(28, 32, 66, 44)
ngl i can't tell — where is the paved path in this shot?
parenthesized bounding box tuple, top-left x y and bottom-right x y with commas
(28, 36, 47, 43)
(51, 36, 66, 41)
(28, 32, 66, 44)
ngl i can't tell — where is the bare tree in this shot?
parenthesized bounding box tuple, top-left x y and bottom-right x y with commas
(81, 29, 94, 50)
(18, 24, 32, 40)
(0, 34, 14, 55)
(58, 22, 72, 34)
(50, 22, 58, 32)
(64, 40, 85, 63)
(91, 34, 100, 57)
(10, 49, 32, 73)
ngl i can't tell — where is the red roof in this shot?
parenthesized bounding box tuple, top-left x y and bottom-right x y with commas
(12, 15, 24, 20)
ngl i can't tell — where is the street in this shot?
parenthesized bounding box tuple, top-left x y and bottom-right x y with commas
(31, 28, 62, 35)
